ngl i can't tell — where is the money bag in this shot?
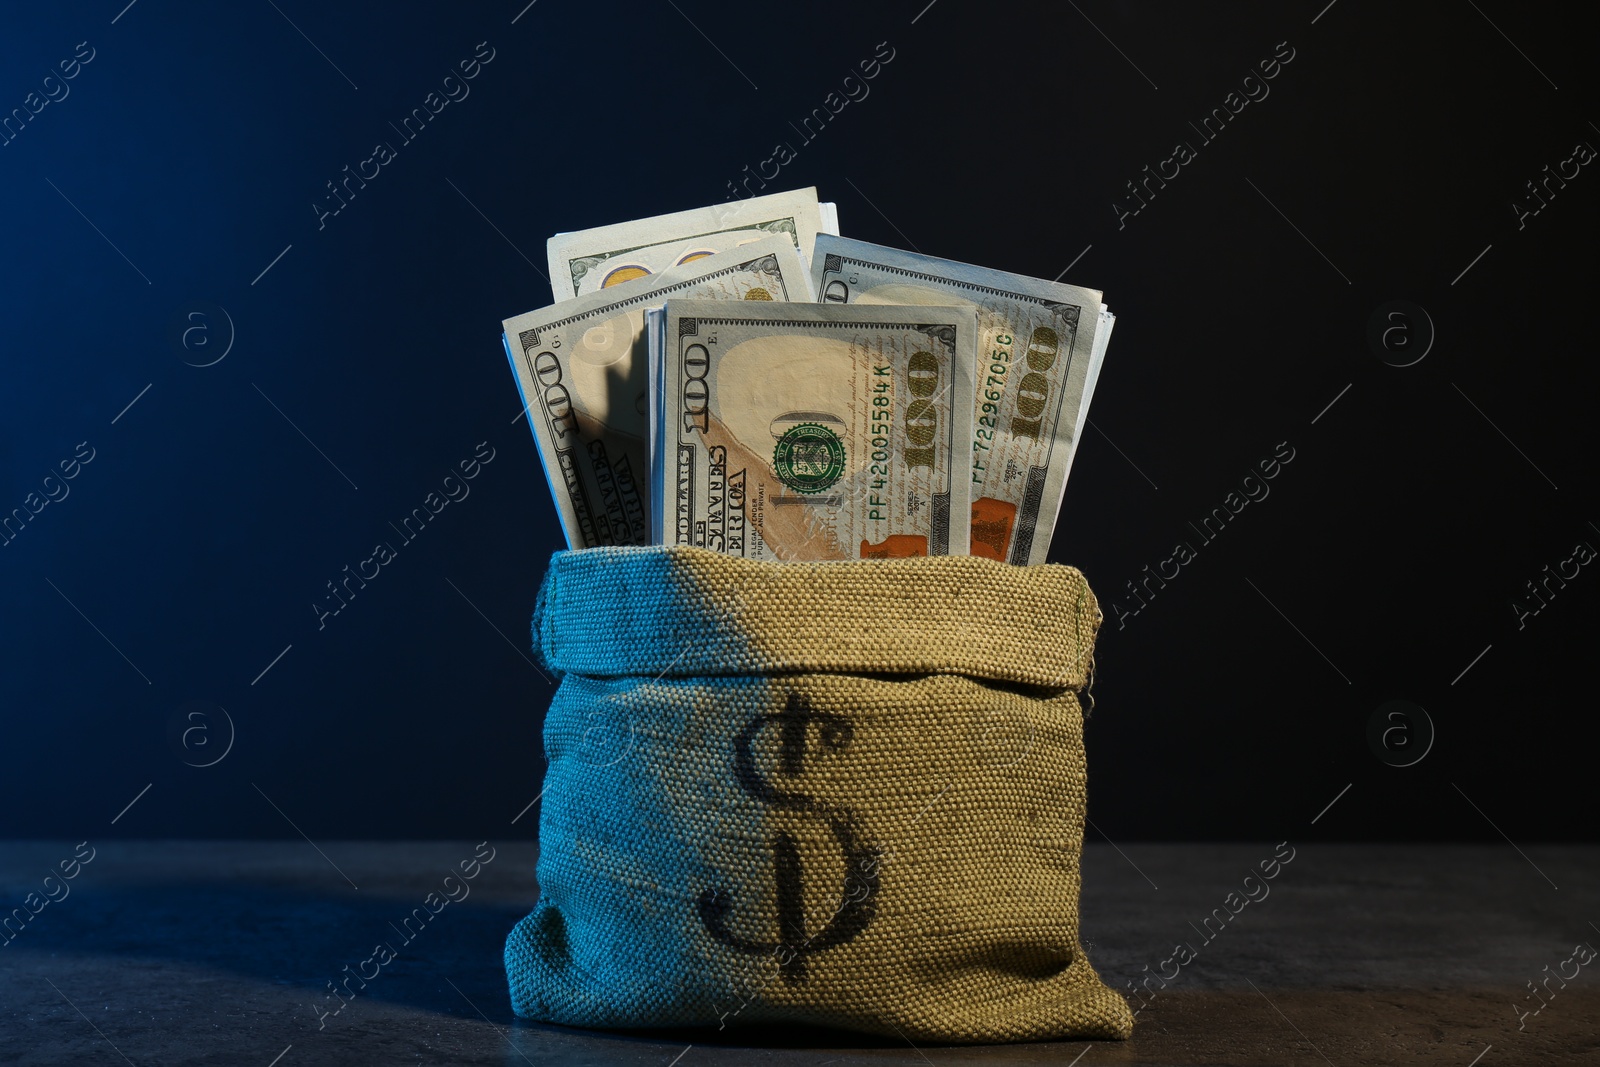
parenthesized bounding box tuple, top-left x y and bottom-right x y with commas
(504, 545, 1133, 1043)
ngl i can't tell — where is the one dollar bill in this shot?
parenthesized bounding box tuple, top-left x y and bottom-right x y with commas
(650, 299, 976, 560)
(812, 235, 1111, 565)
(546, 186, 838, 302)
(503, 236, 814, 549)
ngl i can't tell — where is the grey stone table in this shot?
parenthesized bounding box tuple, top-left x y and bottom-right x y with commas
(2, 842, 1595, 1065)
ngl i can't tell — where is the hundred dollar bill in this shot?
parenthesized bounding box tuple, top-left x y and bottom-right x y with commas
(546, 187, 838, 302)
(651, 299, 976, 560)
(812, 235, 1111, 565)
(503, 236, 814, 549)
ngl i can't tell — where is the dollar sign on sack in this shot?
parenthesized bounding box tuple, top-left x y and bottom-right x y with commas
(696, 691, 881, 982)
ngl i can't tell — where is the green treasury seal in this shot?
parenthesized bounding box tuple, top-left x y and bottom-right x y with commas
(772, 423, 846, 494)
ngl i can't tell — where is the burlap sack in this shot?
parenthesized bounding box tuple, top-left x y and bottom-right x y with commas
(504, 545, 1133, 1043)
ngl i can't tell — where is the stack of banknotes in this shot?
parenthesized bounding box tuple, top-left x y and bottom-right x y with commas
(502, 187, 1112, 565)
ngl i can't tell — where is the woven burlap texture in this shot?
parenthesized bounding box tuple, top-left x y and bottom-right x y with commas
(505, 545, 1134, 1043)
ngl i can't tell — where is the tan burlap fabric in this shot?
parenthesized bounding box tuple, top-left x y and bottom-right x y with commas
(505, 545, 1133, 1043)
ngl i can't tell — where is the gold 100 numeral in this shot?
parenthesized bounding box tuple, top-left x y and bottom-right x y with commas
(1009, 326, 1061, 439)
(904, 351, 939, 469)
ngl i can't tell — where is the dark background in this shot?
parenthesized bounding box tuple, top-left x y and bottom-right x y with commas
(1, 0, 1592, 843)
